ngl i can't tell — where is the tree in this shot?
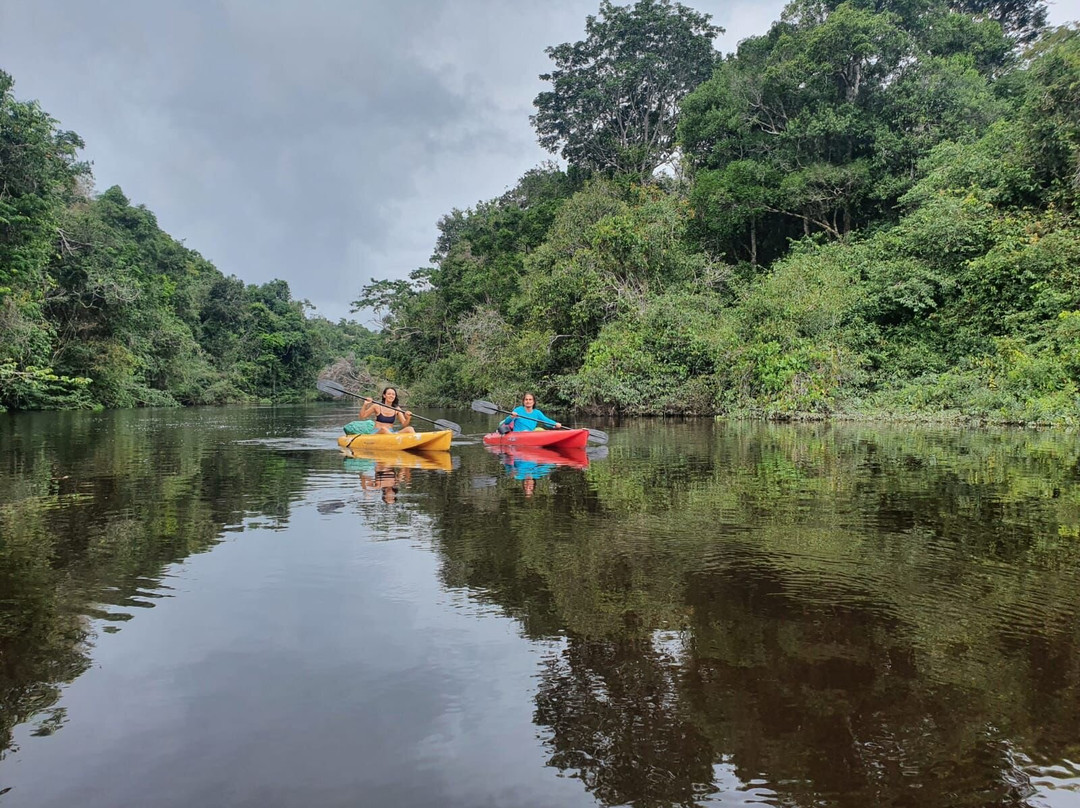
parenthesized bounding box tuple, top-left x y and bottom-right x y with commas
(531, 0, 722, 178)
(0, 70, 87, 299)
(678, 0, 1008, 264)
(950, 0, 1048, 44)
(0, 70, 90, 409)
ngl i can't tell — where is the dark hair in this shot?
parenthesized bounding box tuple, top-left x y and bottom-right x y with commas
(521, 392, 536, 404)
(381, 387, 399, 405)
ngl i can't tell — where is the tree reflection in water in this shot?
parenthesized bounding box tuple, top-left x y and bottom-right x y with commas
(3, 413, 1080, 807)
(449, 422, 1080, 807)
(535, 634, 716, 807)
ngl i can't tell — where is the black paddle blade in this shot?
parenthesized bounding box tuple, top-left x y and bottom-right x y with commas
(471, 400, 501, 415)
(317, 379, 350, 398)
(586, 428, 609, 445)
(434, 419, 463, 436)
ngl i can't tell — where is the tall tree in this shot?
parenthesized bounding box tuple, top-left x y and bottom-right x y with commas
(679, 0, 1008, 264)
(531, 0, 722, 178)
(0, 70, 90, 409)
(950, 0, 1048, 44)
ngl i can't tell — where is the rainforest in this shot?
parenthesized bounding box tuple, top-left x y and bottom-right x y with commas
(3, 0, 1078, 423)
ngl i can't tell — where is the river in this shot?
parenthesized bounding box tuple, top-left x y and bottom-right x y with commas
(1, 405, 1078, 807)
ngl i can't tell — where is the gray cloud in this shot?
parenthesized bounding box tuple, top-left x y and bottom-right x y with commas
(3, 0, 1077, 321)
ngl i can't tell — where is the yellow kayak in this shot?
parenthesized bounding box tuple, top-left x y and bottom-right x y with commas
(337, 430, 453, 452)
(341, 447, 454, 472)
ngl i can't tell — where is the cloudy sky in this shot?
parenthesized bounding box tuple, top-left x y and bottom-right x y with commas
(2, 1, 1078, 323)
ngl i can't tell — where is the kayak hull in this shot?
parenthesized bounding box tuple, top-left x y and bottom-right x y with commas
(482, 428, 589, 449)
(337, 430, 453, 452)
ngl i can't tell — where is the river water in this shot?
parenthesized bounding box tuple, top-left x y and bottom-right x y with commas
(1, 405, 1078, 808)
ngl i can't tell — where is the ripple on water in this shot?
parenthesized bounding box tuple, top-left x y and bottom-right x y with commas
(1025, 756, 1080, 807)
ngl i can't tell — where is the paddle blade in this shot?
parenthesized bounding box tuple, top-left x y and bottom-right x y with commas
(434, 419, 462, 436)
(317, 379, 348, 398)
(586, 428, 609, 445)
(471, 400, 501, 415)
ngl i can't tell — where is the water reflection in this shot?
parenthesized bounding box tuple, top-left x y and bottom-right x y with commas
(0, 407, 331, 762)
(342, 448, 454, 505)
(536, 635, 717, 806)
(487, 443, 591, 475)
(485, 443, 592, 498)
(445, 422, 1080, 807)
(1, 411, 1079, 807)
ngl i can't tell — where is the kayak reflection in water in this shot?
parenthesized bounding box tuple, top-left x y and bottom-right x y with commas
(498, 453, 557, 498)
(344, 456, 408, 504)
(363, 465, 406, 504)
(502, 456, 557, 481)
(498, 392, 562, 433)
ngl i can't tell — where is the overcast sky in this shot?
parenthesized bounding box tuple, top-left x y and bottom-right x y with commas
(2, 1, 1078, 323)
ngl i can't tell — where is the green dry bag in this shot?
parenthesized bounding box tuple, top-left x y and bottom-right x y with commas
(343, 419, 376, 435)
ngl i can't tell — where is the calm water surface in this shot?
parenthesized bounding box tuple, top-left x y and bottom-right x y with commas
(1, 405, 1079, 808)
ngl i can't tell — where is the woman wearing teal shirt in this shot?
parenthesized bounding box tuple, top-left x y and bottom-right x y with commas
(499, 393, 562, 432)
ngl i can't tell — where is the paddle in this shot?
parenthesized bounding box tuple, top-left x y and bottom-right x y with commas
(317, 379, 462, 435)
(470, 400, 608, 445)
(586, 444, 609, 461)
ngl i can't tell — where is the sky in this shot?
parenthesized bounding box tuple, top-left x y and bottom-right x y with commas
(2, 0, 1078, 324)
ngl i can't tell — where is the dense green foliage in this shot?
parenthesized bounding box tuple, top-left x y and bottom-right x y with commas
(531, 0, 722, 177)
(0, 70, 370, 411)
(358, 0, 1079, 424)
(5, 0, 1073, 422)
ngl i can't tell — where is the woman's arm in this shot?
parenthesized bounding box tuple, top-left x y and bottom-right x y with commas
(533, 408, 562, 429)
(359, 398, 377, 419)
(398, 409, 412, 428)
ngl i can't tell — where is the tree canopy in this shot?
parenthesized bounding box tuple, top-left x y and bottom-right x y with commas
(0, 70, 371, 411)
(4, 0, 1075, 424)
(531, 0, 723, 178)
(354, 0, 1079, 426)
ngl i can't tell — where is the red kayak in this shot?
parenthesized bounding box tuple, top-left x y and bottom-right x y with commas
(482, 428, 589, 449)
(484, 443, 589, 469)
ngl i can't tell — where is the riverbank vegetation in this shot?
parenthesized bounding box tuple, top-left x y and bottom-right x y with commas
(4, 0, 1078, 422)
(357, 0, 1080, 424)
(0, 69, 371, 411)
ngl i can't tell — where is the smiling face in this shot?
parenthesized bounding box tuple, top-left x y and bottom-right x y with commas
(382, 387, 398, 406)
(522, 393, 535, 410)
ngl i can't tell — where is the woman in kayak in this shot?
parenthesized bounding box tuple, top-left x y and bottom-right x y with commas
(499, 393, 562, 433)
(359, 387, 415, 434)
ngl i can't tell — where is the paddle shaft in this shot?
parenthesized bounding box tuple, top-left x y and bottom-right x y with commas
(494, 404, 561, 429)
(318, 381, 456, 432)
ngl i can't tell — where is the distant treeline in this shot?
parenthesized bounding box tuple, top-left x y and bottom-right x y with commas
(0, 70, 373, 411)
(357, 0, 1080, 424)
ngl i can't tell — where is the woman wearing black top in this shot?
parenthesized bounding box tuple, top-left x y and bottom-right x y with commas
(359, 387, 415, 434)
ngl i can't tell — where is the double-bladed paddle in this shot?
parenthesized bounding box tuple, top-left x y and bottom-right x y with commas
(470, 400, 608, 445)
(317, 379, 462, 435)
